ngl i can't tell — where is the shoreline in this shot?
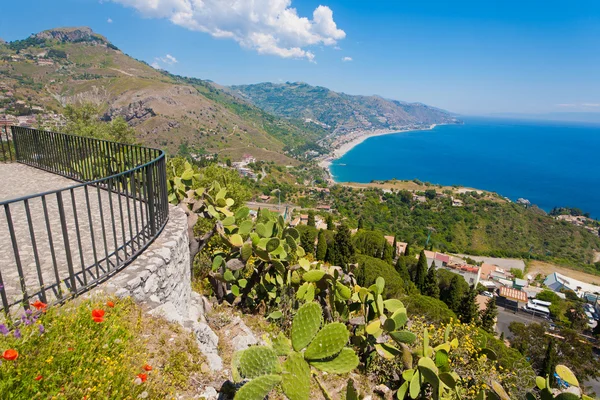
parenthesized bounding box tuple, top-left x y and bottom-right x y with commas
(318, 124, 441, 181)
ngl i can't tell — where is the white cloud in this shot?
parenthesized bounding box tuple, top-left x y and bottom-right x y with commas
(152, 53, 178, 69)
(582, 103, 600, 107)
(342, 56, 352, 62)
(107, 18, 113, 23)
(110, 0, 345, 61)
(557, 104, 576, 107)
(557, 103, 600, 108)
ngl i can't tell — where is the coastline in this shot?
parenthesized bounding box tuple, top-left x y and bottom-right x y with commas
(318, 124, 441, 181)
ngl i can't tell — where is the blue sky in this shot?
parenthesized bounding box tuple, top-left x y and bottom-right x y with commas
(1, 0, 599, 115)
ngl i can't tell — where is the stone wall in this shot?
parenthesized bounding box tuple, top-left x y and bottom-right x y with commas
(96, 205, 192, 316)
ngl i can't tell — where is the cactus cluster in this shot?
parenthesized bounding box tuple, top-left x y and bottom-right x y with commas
(232, 302, 359, 400)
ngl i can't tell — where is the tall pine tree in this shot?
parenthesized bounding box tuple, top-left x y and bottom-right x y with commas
(316, 230, 328, 261)
(357, 217, 364, 230)
(423, 261, 440, 299)
(404, 243, 411, 257)
(541, 339, 558, 386)
(414, 250, 428, 291)
(307, 211, 316, 227)
(395, 257, 410, 282)
(444, 275, 464, 313)
(332, 223, 355, 270)
(458, 286, 479, 324)
(326, 214, 334, 231)
(480, 296, 498, 333)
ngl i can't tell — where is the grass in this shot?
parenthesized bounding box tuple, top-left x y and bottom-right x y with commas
(0, 296, 204, 399)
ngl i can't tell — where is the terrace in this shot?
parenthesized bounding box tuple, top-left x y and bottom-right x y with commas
(0, 126, 169, 316)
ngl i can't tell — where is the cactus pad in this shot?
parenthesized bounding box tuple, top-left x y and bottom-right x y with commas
(281, 352, 311, 400)
(266, 238, 281, 253)
(302, 270, 326, 282)
(390, 330, 417, 345)
(309, 347, 359, 373)
(237, 346, 281, 379)
(304, 322, 349, 360)
(272, 332, 292, 356)
(292, 302, 323, 351)
(233, 374, 282, 400)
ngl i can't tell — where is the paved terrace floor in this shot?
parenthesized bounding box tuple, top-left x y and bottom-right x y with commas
(0, 163, 147, 314)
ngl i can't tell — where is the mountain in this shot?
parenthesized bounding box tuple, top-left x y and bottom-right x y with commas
(230, 82, 459, 135)
(0, 28, 328, 163)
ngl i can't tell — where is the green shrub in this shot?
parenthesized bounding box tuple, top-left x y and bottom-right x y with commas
(355, 255, 404, 298)
(401, 294, 456, 323)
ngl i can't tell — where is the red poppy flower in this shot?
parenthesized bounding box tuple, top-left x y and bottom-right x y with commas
(31, 300, 47, 311)
(34, 375, 43, 381)
(91, 309, 105, 323)
(2, 349, 18, 361)
(143, 364, 152, 371)
(106, 301, 115, 308)
(67, 347, 74, 352)
(137, 373, 147, 383)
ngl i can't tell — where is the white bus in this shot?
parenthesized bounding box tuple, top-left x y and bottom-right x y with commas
(523, 302, 551, 319)
(532, 299, 552, 308)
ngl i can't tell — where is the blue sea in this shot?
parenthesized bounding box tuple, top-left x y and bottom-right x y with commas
(330, 117, 600, 218)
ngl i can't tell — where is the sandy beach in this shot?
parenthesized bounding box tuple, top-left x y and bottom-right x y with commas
(318, 124, 440, 178)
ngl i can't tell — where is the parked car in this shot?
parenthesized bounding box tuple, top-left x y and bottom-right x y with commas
(482, 291, 493, 298)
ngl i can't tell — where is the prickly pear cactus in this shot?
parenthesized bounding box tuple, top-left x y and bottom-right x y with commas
(233, 374, 281, 400)
(291, 302, 323, 351)
(304, 322, 349, 360)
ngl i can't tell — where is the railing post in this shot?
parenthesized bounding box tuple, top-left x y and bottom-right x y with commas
(10, 126, 18, 161)
(146, 165, 156, 236)
(56, 191, 77, 294)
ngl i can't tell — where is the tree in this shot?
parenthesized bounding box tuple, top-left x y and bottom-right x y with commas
(480, 296, 498, 333)
(307, 211, 316, 227)
(331, 223, 355, 270)
(63, 103, 137, 144)
(357, 217, 364, 230)
(458, 286, 479, 324)
(510, 268, 524, 279)
(382, 241, 394, 264)
(540, 339, 558, 386)
(316, 230, 327, 261)
(404, 243, 411, 257)
(326, 214, 334, 231)
(392, 236, 397, 257)
(355, 255, 403, 298)
(297, 225, 317, 255)
(395, 257, 410, 283)
(509, 322, 600, 383)
(439, 272, 468, 313)
(423, 261, 440, 299)
(414, 250, 428, 291)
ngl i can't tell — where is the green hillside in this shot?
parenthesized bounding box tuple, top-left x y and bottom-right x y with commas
(231, 81, 460, 135)
(0, 27, 325, 163)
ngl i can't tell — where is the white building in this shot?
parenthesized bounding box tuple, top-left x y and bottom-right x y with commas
(544, 272, 600, 298)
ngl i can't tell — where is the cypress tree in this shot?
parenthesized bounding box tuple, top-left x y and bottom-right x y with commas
(414, 250, 428, 291)
(445, 275, 463, 313)
(383, 241, 394, 264)
(307, 211, 316, 227)
(332, 223, 355, 270)
(316, 230, 328, 261)
(392, 236, 397, 258)
(458, 286, 479, 324)
(357, 217, 364, 230)
(404, 243, 411, 257)
(541, 339, 558, 386)
(395, 257, 410, 282)
(326, 214, 334, 231)
(423, 261, 440, 299)
(480, 296, 498, 333)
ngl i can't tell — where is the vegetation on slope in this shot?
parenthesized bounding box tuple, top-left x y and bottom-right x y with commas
(331, 185, 600, 271)
(231, 81, 459, 134)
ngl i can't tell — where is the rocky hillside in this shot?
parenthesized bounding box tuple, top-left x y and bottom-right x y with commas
(231, 82, 460, 135)
(0, 28, 328, 163)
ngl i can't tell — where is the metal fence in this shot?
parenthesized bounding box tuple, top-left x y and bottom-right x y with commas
(0, 126, 169, 316)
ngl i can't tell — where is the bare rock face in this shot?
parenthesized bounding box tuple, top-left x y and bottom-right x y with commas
(102, 101, 156, 125)
(35, 27, 106, 44)
(0, 38, 5, 45)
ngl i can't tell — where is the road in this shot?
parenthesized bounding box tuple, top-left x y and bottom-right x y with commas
(495, 306, 551, 339)
(456, 254, 526, 271)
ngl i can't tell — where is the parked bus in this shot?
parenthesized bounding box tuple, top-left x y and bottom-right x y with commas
(523, 302, 551, 319)
(532, 299, 552, 308)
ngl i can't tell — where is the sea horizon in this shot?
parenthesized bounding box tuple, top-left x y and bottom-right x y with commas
(329, 116, 600, 218)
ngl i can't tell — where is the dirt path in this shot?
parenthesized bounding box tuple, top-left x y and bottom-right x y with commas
(528, 260, 600, 285)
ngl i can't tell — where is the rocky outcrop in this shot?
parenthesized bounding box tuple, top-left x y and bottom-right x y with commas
(35, 27, 107, 44)
(102, 101, 156, 125)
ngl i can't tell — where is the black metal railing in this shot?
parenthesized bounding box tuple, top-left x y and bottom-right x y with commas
(0, 127, 169, 316)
